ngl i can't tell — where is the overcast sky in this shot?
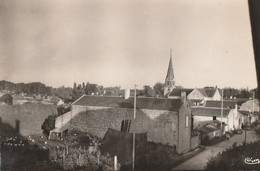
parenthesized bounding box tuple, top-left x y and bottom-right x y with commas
(0, 0, 257, 89)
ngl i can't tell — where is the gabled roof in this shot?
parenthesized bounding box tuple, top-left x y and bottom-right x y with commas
(192, 87, 221, 98)
(204, 89, 217, 97)
(169, 88, 194, 97)
(191, 106, 231, 117)
(205, 100, 237, 109)
(197, 89, 208, 97)
(73, 95, 184, 111)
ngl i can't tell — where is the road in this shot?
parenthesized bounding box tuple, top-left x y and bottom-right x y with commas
(172, 130, 259, 170)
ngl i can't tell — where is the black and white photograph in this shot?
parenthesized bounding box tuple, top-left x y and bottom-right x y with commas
(0, 0, 259, 170)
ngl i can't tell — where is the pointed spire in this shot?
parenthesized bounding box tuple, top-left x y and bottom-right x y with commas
(163, 49, 175, 96)
(166, 49, 174, 81)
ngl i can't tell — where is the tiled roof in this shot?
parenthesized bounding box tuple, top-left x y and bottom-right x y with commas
(191, 107, 231, 117)
(204, 89, 216, 97)
(169, 88, 194, 97)
(197, 89, 208, 97)
(73, 95, 183, 111)
(73, 95, 124, 108)
(205, 100, 237, 109)
(121, 97, 183, 111)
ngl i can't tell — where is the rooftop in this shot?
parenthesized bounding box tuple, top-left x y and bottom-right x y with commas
(191, 106, 231, 117)
(205, 100, 237, 109)
(73, 95, 184, 111)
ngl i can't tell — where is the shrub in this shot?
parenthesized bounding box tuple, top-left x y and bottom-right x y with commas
(205, 141, 260, 170)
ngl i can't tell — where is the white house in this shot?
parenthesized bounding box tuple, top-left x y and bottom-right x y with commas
(192, 106, 243, 132)
(188, 87, 222, 102)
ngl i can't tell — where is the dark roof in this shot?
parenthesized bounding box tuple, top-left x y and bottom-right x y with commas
(204, 89, 217, 97)
(73, 95, 124, 108)
(73, 95, 184, 111)
(238, 110, 250, 116)
(121, 97, 183, 111)
(205, 100, 237, 109)
(191, 107, 231, 117)
(169, 88, 194, 97)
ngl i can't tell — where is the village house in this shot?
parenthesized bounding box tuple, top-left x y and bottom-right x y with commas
(12, 94, 28, 105)
(52, 90, 199, 154)
(191, 105, 243, 132)
(187, 87, 222, 103)
(239, 99, 259, 123)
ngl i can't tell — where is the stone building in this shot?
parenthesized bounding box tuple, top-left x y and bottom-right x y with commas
(55, 92, 195, 154)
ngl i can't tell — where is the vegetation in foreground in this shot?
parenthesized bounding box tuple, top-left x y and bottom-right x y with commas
(205, 125, 260, 170)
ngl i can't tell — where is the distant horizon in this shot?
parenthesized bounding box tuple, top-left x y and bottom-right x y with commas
(0, 79, 257, 90)
(0, 0, 258, 90)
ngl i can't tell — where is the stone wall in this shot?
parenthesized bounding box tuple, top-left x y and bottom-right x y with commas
(190, 135, 199, 150)
(69, 107, 179, 146)
(177, 102, 192, 154)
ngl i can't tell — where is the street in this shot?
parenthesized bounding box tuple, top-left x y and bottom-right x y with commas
(172, 130, 259, 170)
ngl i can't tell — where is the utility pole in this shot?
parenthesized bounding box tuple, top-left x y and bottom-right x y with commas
(221, 89, 224, 131)
(132, 84, 137, 171)
(253, 92, 255, 116)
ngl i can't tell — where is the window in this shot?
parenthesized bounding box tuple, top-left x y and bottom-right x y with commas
(121, 119, 131, 132)
(185, 115, 189, 127)
(213, 116, 216, 120)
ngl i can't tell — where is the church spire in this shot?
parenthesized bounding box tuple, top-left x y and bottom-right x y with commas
(164, 49, 175, 96)
(166, 49, 174, 81)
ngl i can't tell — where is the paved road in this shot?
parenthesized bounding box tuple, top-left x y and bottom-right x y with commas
(172, 130, 259, 170)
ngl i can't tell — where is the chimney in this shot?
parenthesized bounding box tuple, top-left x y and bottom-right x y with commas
(124, 89, 130, 99)
(181, 92, 186, 102)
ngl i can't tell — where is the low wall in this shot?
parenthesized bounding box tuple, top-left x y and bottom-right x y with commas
(190, 135, 199, 150)
(55, 111, 72, 129)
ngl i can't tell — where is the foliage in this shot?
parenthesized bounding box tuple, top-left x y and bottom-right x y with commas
(223, 87, 255, 99)
(153, 82, 165, 97)
(41, 115, 56, 133)
(57, 106, 71, 116)
(205, 141, 260, 170)
(0, 80, 52, 95)
(51, 86, 73, 99)
(0, 93, 13, 105)
(84, 82, 98, 95)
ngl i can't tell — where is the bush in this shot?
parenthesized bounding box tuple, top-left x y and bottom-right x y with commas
(205, 141, 260, 170)
(41, 115, 56, 135)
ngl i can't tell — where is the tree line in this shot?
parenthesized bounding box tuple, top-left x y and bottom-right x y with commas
(0, 80, 258, 100)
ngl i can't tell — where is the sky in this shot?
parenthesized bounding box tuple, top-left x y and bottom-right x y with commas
(0, 0, 258, 89)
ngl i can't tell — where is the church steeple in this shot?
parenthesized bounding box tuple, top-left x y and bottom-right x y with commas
(164, 49, 175, 96)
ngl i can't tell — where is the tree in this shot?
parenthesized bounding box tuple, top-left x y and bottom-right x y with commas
(73, 82, 77, 90)
(142, 85, 154, 97)
(41, 115, 56, 137)
(0, 94, 13, 105)
(153, 82, 164, 97)
(84, 82, 98, 95)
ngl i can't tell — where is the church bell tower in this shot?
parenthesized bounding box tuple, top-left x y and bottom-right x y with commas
(164, 49, 175, 96)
